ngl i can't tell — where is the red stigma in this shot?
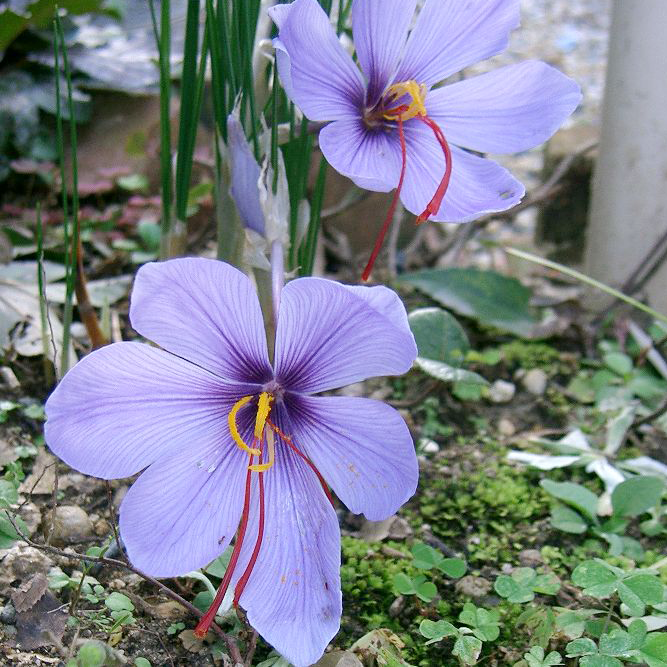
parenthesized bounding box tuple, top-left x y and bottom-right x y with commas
(361, 108, 452, 281)
(362, 114, 408, 282)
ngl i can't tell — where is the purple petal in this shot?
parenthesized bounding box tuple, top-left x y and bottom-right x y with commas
(130, 258, 271, 383)
(427, 61, 581, 154)
(119, 413, 253, 576)
(352, 0, 417, 104)
(274, 278, 417, 394)
(396, 0, 520, 86)
(319, 118, 402, 192)
(45, 342, 257, 479)
(268, 0, 365, 120)
(234, 409, 341, 667)
(400, 121, 525, 222)
(227, 114, 265, 235)
(287, 395, 418, 520)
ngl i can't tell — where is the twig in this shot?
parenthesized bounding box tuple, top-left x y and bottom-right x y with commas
(105, 481, 121, 549)
(244, 630, 259, 667)
(3, 513, 243, 664)
(438, 139, 598, 265)
(388, 379, 439, 408)
(633, 396, 667, 428)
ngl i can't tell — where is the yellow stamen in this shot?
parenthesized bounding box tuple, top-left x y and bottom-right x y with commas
(383, 80, 427, 122)
(248, 428, 276, 472)
(254, 392, 273, 440)
(228, 396, 261, 456)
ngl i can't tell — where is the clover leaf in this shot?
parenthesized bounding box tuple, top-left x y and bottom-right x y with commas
(393, 573, 437, 602)
(458, 602, 500, 641)
(410, 543, 467, 579)
(494, 568, 560, 603)
(571, 561, 665, 616)
(523, 646, 563, 667)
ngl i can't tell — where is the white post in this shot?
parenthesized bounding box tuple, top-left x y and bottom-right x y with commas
(585, 0, 667, 313)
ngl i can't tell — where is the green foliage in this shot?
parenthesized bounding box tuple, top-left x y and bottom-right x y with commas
(522, 646, 563, 667)
(419, 619, 483, 664)
(457, 603, 500, 641)
(540, 476, 666, 559)
(393, 573, 437, 602)
(410, 543, 466, 579)
(398, 267, 538, 336)
(408, 308, 486, 386)
(572, 560, 664, 616)
(494, 568, 560, 604)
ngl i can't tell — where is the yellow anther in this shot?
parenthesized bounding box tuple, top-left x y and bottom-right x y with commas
(248, 429, 276, 472)
(228, 396, 261, 456)
(383, 80, 427, 121)
(254, 392, 273, 440)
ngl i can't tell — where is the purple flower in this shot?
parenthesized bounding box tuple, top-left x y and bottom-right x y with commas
(269, 0, 582, 276)
(45, 258, 418, 666)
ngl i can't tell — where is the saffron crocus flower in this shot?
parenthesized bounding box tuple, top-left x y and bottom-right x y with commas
(269, 0, 582, 277)
(45, 258, 418, 666)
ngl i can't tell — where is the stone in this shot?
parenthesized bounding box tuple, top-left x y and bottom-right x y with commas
(522, 369, 548, 396)
(420, 438, 440, 454)
(314, 651, 363, 667)
(489, 380, 516, 404)
(519, 549, 544, 567)
(48, 505, 94, 544)
(153, 601, 187, 620)
(455, 575, 492, 599)
(0, 603, 16, 624)
(0, 544, 54, 587)
(498, 418, 517, 437)
(387, 517, 413, 541)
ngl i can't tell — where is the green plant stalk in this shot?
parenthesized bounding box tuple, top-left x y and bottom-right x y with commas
(299, 155, 327, 276)
(174, 0, 202, 222)
(36, 204, 55, 385)
(54, 14, 77, 374)
(149, 0, 173, 259)
(504, 246, 667, 325)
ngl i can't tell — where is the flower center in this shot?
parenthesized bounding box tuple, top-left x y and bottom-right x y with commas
(361, 79, 454, 281)
(382, 80, 428, 122)
(193, 392, 334, 639)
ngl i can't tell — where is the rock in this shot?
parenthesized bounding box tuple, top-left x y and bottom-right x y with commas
(522, 369, 548, 396)
(455, 575, 492, 599)
(488, 380, 516, 404)
(153, 601, 187, 620)
(49, 505, 94, 544)
(519, 549, 543, 567)
(18, 502, 41, 538)
(314, 651, 363, 667)
(388, 517, 413, 541)
(0, 544, 54, 587)
(420, 438, 440, 454)
(358, 517, 394, 542)
(94, 518, 111, 537)
(388, 596, 406, 618)
(0, 603, 16, 624)
(498, 418, 517, 437)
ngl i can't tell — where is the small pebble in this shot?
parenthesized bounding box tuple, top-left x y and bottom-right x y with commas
(489, 380, 516, 404)
(455, 575, 492, 598)
(522, 368, 548, 396)
(0, 603, 16, 624)
(498, 418, 517, 437)
(420, 438, 440, 455)
(49, 505, 95, 544)
(519, 549, 543, 567)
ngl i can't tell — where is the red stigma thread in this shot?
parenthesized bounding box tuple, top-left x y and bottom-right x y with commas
(233, 444, 266, 605)
(415, 115, 453, 224)
(194, 445, 258, 638)
(362, 114, 408, 282)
